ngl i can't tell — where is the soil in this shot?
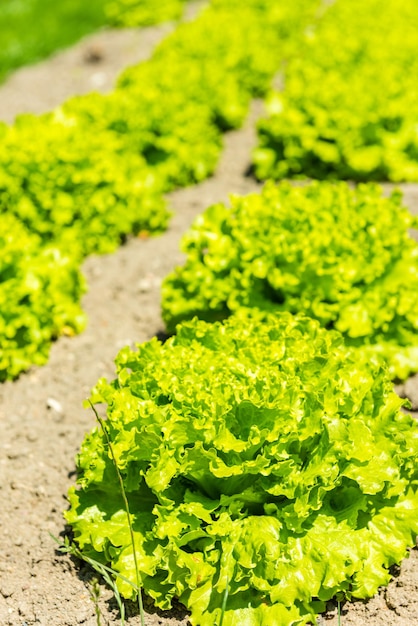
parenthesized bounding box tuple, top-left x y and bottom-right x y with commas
(0, 15, 417, 626)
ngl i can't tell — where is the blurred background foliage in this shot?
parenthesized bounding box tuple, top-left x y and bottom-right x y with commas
(0, 0, 188, 84)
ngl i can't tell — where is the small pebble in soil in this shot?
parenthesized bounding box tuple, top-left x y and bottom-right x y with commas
(90, 72, 107, 88)
(46, 398, 62, 413)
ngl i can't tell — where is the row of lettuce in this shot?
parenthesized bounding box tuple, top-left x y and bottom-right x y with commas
(0, 0, 191, 84)
(0, 0, 317, 382)
(67, 190, 418, 624)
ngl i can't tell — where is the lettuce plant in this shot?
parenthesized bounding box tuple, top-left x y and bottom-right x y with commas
(66, 313, 418, 625)
(0, 215, 85, 381)
(254, 0, 418, 181)
(61, 86, 222, 193)
(0, 115, 169, 258)
(162, 181, 418, 380)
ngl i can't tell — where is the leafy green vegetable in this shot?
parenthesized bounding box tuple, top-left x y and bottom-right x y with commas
(66, 313, 418, 625)
(0, 115, 168, 258)
(118, 0, 316, 130)
(162, 181, 418, 380)
(60, 85, 221, 193)
(254, 0, 418, 181)
(0, 109, 168, 379)
(0, 215, 85, 381)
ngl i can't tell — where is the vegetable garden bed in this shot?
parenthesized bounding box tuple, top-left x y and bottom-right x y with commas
(0, 2, 417, 626)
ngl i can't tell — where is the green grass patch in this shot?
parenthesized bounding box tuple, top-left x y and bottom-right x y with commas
(0, 0, 108, 83)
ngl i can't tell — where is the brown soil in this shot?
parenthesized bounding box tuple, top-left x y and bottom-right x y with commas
(0, 17, 417, 626)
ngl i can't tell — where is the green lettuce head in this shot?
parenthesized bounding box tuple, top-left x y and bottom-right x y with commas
(66, 313, 418, 625)
(162, 181, 418, 380)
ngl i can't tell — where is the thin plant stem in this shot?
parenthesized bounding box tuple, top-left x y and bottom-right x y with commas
(88, 577, 102, 626)
(51, 533, 142, 594)
(219, 576, 229, 626)
(88, 400, 145, 626)
(51, 533, 127, 625)
(337, 599, 341, 626)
